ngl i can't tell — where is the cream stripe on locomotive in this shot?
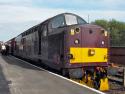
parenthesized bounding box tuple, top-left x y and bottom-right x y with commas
(70, 47, 108, 63)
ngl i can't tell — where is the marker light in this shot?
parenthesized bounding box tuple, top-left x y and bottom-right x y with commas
(88, 49, 95, 56)
(74, 39, 79, 44)
(70, 29, 75, 35)
(101, 29, 108, 36)
(104, 31, 108, 36)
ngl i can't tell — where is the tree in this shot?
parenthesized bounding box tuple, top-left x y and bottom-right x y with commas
(92, 19, 125, 46)
(91, 19, 109, 30)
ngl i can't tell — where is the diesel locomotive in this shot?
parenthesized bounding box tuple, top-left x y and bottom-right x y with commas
(7, 13, 109, 89)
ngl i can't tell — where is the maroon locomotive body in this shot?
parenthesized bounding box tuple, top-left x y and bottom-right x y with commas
(8, 13, 109, 89)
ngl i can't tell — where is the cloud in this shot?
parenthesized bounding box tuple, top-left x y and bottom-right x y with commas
(0, 0, 125, 41)
(0, 5, 68, 41)
(0, 0, 33, 6)
(0, 5, 67, 23)
(0, 21, 38, 41)
(0, 0, 125, 11)
(32, 0, 125, 10)
(1, 5, 125, 23)
(77, 10, 125, 22)
(1, 0, 125, 10)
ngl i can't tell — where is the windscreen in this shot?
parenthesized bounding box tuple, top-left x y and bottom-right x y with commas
(65, 14, 86, 25)
(65, 15, 77, 25)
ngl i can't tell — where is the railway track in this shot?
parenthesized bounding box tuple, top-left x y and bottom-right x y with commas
(108, 75, 122, 84)
(109, 47, 125, 93)
(108, 65, 124, 84)
(106, 65, 125, 94)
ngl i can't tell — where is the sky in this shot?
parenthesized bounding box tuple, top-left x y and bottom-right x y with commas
(0, 0, 125, 42)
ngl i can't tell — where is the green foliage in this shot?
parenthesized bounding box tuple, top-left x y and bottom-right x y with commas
(91, 19, 109, 30)
(92, 19, 125, 46)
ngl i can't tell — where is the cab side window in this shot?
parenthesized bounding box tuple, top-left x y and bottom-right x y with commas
(77, 17, 86, 24)
(51, 16, 65, 28)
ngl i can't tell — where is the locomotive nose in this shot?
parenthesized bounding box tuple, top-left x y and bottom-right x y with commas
(69, 24, 108, 64)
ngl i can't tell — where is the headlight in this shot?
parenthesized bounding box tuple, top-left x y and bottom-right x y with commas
(75, 28, 80, 33)
(70, 28, 80, 35)
(88, 49, 95, 56)
(67, 54, 74, 59)
(74, 39, 79, 44)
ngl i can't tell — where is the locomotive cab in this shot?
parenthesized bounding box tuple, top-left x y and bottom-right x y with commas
(47, 13, 87, 70)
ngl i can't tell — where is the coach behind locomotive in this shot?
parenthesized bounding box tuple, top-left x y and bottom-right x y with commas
(11, 13, 109, 90)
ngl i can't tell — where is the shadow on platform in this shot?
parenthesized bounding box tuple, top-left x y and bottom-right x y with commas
(1, 55, 45, 71)
(0, 64, 11, 94)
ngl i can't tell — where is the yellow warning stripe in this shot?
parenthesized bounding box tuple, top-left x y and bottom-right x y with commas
(70, 47, 108, 63)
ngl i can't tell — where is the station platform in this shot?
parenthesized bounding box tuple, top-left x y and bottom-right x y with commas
(0, 55, 104, 94)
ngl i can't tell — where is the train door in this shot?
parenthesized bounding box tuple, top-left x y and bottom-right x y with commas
(40, 24, 48, 60)
(47, 15, 65, 69)
(33, 29, 39, 56)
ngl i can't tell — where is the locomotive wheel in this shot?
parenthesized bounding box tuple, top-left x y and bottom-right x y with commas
(62, 69, 69, 78)
(94, 80, 100, 89)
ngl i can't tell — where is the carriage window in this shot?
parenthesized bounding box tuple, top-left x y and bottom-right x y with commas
(51, 16, 65, 28)
(42, 25, 47, 36)
(65, 14, 77, 25)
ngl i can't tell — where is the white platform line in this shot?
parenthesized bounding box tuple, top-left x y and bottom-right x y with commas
(11, 56, 105, 94)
